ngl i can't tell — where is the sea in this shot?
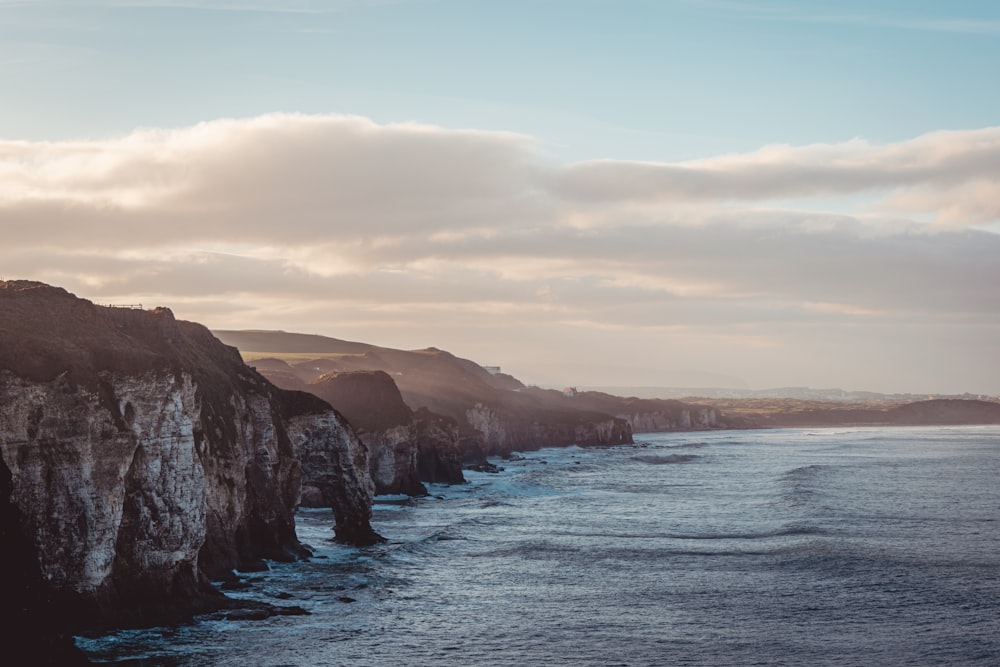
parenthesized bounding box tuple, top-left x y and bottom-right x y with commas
(78, 426, 1000, 666)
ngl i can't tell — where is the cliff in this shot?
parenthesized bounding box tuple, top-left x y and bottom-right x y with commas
(463, 400, 632, 457)
(0, 281, 378, 631)
(883, 399, 1000, 425)
(262, 368, 464, 493)
(280, 393, 381, 545)
(2, 455, 92, 664)
(216, 331, 636, 459)
(413, 407, 466, 484)
(559, 391, 730, 432)
(690, 397, 1000, 428)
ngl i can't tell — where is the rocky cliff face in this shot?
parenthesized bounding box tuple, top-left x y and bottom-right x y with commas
(620, 407, 720, 433)
(257, 368, 465, 494)
(0, 281, 378, 628)
(282, 400, 382, 546)
(305, 371, 426, 496)
(1, 455, 92, 664)
(413, 408, 466, 484)
(1, 370, 217, 615)
(366, 423, 425, 495)
(559, 391, 730, 435)
(465, 403, 633, 456)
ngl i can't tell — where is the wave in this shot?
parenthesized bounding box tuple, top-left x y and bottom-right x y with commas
(546, 526, 826, 540)
(783, 464, 828, 479)
(631, 454, 702, 465)
(661, 441, 709, 450)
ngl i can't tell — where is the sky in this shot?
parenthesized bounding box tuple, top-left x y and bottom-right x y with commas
(2, 0, 999, 394)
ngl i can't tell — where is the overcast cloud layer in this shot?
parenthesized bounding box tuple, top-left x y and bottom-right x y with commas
(2, 114, 998, 393)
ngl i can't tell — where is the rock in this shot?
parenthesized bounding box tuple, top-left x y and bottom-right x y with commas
(304, 371, 426, 496)
(1, 455, 92, 665)
(0, 280, 379, 631)
(464, 462, 505, 473)
(283, 404, 384, 546)
(219, 580, 254, 591)
(224, 608, 272, 622)
(272, 605, 310, 616)
(464, 402, 633, 457)
(413, 408, 465, 484)
(265, 369, 466, 493)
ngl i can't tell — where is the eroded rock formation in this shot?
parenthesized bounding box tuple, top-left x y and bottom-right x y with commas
(413, 407, 465, 484)
(282, 394, 381, 545)
(464, 402, 633, 457)
(0, 281, 378, 629)
(305, 371, 426, 495)
(266, 369, 465, 494)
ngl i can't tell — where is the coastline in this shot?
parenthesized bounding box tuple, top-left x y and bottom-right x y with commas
(76, 425, 1000, 665)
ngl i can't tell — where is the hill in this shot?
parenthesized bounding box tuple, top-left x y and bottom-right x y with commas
(213, 330, 735, 457)
(216, 330, 1000, 439)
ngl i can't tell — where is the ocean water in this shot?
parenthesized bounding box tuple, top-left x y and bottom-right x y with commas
(79, 426, 1000, 666)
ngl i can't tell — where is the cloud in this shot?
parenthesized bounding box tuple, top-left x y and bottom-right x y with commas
(6, 117, 998, 248)
(0, 114, 547, 249)
(2, 113, 999, 392)
(554, 128, 1000, 225)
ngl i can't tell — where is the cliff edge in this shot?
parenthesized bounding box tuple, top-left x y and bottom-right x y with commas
(215, 330, 635, 459)
(0, 281, 379, 633)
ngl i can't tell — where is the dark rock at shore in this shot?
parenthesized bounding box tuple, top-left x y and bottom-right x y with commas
(465, 461, 505, 473)
(222, 603, 310, 622)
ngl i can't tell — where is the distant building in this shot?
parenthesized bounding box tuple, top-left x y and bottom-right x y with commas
(562, 387, 577, 397)
(482, 366, 502, 375)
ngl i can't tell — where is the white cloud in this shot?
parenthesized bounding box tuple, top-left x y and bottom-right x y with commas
(2, 114, 999, 392)
(554, 128, 1000, 226)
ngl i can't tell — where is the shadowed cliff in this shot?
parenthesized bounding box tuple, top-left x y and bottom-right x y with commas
(215, 330, 637, 459)
(0, 281, 379, 634)
(300, 370, 465, 494)
(1, 456, 91, 664)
